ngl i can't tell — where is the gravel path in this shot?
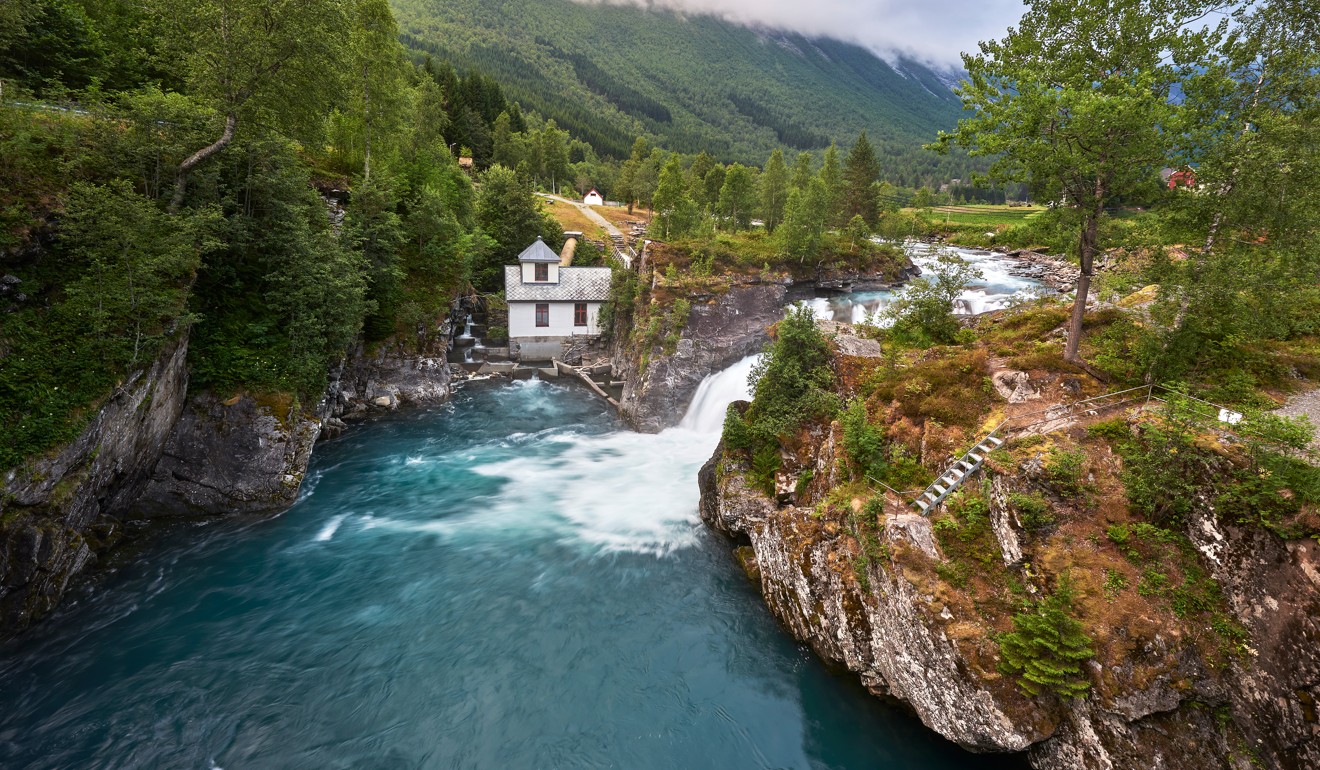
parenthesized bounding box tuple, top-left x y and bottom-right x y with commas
(1276, 387, 1320, 451)
(540, 194, 624, 239)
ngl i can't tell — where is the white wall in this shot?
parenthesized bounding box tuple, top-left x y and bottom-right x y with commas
(584, 192, 604, 206)
(508, 301, 603, 338)
(520, 263, 560, 283)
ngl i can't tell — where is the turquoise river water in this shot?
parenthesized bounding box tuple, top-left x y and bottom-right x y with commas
(0, 361, 1027, 769)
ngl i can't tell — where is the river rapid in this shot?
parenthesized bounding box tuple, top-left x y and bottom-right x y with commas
(800, 241, 1046, 324)
(0, 357, 1026, 769)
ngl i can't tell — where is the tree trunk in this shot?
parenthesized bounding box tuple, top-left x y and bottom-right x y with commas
(1064, 206, 1099, 362)
(170, 112, 238, 212)
(362, 63, 371, 183)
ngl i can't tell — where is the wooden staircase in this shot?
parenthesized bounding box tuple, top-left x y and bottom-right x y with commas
(912, 434, 1004, 514)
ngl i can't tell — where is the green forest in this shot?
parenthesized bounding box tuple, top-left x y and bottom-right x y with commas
(0, 0, 568, 469)
(389, 0, 982, 184)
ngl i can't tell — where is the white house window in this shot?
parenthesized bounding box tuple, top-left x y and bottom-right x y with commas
(535, 303, 549, 327)
(574, 303, 588, 326)
(535, 263, 548, 281)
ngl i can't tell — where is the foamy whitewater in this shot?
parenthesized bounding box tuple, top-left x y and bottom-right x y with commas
(366, 356, 760, 554)
(798, 240, 1046, 325)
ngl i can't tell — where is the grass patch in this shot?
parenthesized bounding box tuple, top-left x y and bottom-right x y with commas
(865, 347, 994, 431)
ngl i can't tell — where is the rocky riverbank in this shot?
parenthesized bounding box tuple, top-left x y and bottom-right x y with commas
(0, 303, 465, 636)
(697, 327, 1320, 769)
(0, 332, 191, 632)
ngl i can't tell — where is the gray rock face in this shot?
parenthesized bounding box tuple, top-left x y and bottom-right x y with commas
(327, 337, 454, 421)
(138, 335, 457, 516)
(992, 370, 1041, 404)
(617, 283, 787, 433)
(988, 477, 1026, 566)
(0, 333, 190, 634)
(134, 393, 322, 517)
(701, 441, 1320, 769)
(699, 449, 1051, 752)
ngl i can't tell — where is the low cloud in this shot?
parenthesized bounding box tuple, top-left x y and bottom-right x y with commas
(576, 0, 1024, 66)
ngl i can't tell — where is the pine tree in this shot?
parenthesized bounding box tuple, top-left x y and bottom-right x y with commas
(760, 149, 789, 233)
(818, 141, 844, 226)
(998, 577, 1095, 699)
(843, 131, 881, 226)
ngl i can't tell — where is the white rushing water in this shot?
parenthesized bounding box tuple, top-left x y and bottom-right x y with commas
(360, 357, 762, 556)
(799, 240, 1047, 324)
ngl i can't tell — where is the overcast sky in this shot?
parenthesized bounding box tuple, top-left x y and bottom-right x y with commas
(578, 0, 1026, 66)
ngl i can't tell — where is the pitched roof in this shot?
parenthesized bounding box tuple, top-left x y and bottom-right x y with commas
(505, 266, 611, 302)
(516, 237, 561, 263)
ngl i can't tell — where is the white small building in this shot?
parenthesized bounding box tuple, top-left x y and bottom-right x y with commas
(583, 188, 604, 206)
(505, 237, 611, 360)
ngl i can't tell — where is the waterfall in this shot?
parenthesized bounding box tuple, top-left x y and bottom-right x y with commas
(677, 355, 761, 434)
(460, 314, 474, 339)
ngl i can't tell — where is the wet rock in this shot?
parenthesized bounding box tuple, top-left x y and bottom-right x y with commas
(135, 393, 321, 517)
(617, 283, 788, 433)
(0, 332, 190, 634)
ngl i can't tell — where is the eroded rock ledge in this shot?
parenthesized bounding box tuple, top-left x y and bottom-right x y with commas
(698, 419, 1320, 769)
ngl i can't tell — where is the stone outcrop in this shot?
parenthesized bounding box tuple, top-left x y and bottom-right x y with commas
(616, 283, 788, 433)
(1, 307, 460, 635)
(700, 430, 1320, 770)
(137, 325, 457, 516)
(0, 332, 190, 633)
(324, 336, 454, 426)
(699, 443, 1053, 752)
(134, 393, 323, 517)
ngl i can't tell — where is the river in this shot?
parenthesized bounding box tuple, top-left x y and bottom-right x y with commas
(800, 241, 1047, 324)
(0, 357, 1027, 769)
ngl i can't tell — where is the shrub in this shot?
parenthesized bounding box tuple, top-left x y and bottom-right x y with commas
(1117, 422, 1201, 525)
(997, 576, 1095, 699)
(884, 252, 983, 347)
(742, 304, 841, 443)
(1087, 417, 1129, 441)
(1010, 491, 1055, 532)
(1043, 448, 1088, 499)
(749, 444, 782, 496)
(840, 397, 886, 481)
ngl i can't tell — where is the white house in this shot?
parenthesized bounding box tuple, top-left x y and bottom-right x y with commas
(583, 188, 604, 206)
(505, 237, 611, 360)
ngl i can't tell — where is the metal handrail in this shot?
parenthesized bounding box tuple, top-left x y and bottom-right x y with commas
(884, 381, 1304, 509)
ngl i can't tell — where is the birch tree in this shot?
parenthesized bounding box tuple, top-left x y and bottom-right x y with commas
(153, 0, 353, 209)
(935, 0, 1224, 365)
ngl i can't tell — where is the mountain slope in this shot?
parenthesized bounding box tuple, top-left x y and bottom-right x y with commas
(391, 0, 966, 171)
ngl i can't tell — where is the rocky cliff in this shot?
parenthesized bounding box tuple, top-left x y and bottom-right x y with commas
(700, 410, 1320, 770)
(611, 239, 918, 433)
(0, 332, 190, 632)
(615, 283, 787, 432)
(1, 311, 459, 634)
(137, 319, 458, 517)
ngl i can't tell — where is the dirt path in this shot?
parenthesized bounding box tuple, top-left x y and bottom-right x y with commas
(541, 194, 624, 239)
